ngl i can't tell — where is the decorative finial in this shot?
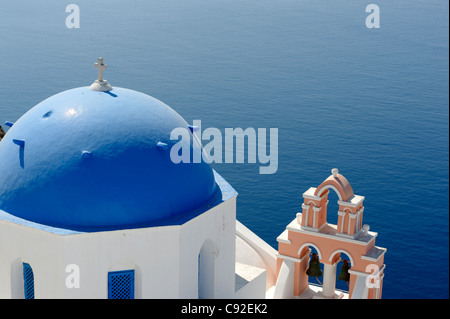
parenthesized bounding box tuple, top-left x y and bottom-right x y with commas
(363, 224, 370, 235)
(332, 168, 339, 177)
(90, 57, 112, 92)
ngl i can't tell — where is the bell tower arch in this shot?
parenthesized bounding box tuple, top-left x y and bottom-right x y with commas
(300, 168, 365, 239)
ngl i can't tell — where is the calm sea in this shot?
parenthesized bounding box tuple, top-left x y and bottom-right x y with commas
(0, 0, 448, 298)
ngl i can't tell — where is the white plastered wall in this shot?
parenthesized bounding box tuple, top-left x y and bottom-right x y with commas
(0, 218, 181, 298)
(179, 196, 237, 298)
(0, 195, 238, 299)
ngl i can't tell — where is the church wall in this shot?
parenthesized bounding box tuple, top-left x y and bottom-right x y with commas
(60, 225, 181, 298)
(0, 195, 238, 299)
(179, 195, 237, 298)
(0, 219, 65, 298)
(0, 218, 183, 298)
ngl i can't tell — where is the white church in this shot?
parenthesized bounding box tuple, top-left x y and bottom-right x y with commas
(0, 59, 385, 299)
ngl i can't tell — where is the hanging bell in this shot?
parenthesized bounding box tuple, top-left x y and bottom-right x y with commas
(306, 253, 323, 278)
(337, 260, 350, 282)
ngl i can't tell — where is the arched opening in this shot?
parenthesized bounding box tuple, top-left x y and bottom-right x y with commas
(298, 244, 324, 288)
(316, 185, 343, 202)
(329, 250, 354, 293)
(320, 187, 341, 227)
(198, 240, 214, 299)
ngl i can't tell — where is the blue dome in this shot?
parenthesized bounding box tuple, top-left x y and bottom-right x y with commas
(0, 87, 217, 231)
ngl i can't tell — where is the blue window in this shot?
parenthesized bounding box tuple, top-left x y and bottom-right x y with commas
(108, 270, 135, 299)
(23, 263, 35, 299)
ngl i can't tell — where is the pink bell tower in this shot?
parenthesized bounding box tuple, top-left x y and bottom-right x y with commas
(274, 169, 387, 299)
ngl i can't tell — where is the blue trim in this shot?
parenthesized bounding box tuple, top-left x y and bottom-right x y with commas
(108, 270, 135, 299)
(23, 263, 35, 299)
(12, 139, 25, 146)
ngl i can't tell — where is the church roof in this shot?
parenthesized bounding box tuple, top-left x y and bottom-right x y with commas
(0, 86, 218, 232)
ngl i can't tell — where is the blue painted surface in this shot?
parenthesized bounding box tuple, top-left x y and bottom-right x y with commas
(0, 170, 237, 235)
(0, 87, 218, 231)
(23, 262, 35, 299)
(0, 0, 447, 299)
(108, 270, 135, 299)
